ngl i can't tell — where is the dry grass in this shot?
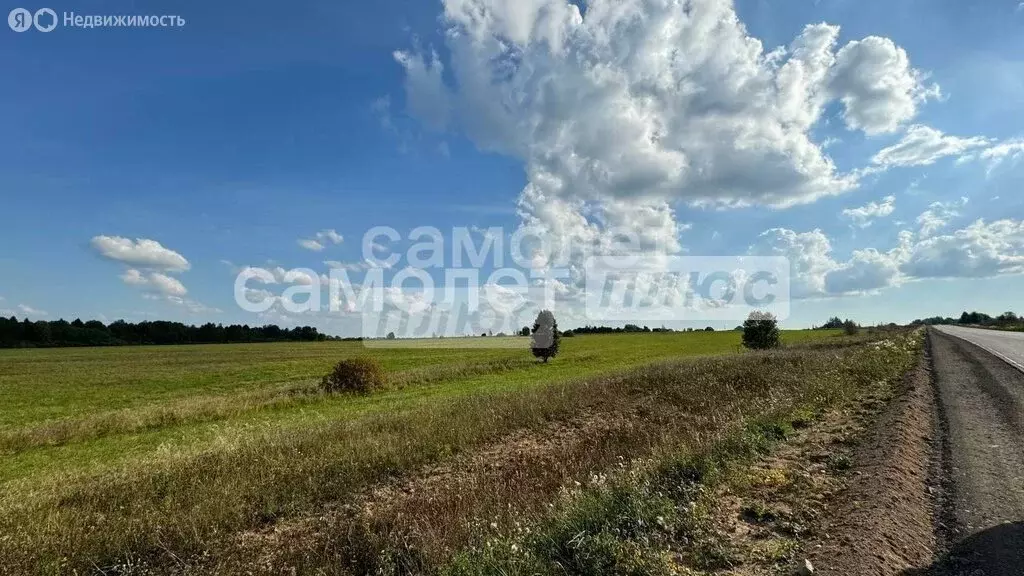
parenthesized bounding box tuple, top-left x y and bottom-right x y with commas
(0, 330, 918, 574)
(440, 332, 922, 576)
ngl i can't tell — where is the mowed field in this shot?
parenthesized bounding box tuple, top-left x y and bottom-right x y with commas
(0, 331, 821, 479)
(0, 329, 919, 575)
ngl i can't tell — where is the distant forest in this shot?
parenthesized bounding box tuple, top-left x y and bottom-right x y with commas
(566, 324, 693, 335)
(4, 309, 1019, 349)
(0, 316, 336, 349)
(909, 310, 1023, 328)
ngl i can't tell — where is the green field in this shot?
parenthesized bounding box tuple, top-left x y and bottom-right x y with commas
(0, 331, 829, 476)
(0, 329, 888, 574)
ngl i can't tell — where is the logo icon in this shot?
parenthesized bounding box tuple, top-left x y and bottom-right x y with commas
(8, 7, 57, 32)
(33, 8, 56, 32)
(8, 8, 32, 32)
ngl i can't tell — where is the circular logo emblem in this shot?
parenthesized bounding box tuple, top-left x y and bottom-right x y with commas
(33, 8, 57, 32)
(8, 7, 32, 32)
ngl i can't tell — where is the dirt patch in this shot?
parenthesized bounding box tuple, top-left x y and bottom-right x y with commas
(804, 343, 939, 574)
(694, 345, 939, 575)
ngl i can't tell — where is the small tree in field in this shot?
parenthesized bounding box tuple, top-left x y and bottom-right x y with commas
(842, 319, 860, 335)
(742, 311, 780, 350)
(531, 310, 560, 363)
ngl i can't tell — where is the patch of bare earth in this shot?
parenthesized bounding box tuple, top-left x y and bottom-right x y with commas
(702, 348, 938, 575)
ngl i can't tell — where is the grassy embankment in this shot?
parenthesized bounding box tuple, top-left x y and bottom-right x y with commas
(0, 328, 911, 574)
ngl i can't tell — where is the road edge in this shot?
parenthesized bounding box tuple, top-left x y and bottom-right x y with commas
(805, 334, 940, 574)
(933, 326, 1024, 375)
(926, 328, 959, 568)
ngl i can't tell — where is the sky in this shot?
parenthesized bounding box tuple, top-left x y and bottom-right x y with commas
(1, 0, 1023, 334)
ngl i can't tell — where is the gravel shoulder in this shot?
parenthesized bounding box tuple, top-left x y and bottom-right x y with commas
(933, 325, 1024, 373)
(925, 328, 1024, 575)
(806, 328, 1024, 575)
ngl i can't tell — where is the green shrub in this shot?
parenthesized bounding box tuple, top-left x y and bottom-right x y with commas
(842, 319, 860, 335)
(742, 311, 780, 350)
(320, 357, 386, 394)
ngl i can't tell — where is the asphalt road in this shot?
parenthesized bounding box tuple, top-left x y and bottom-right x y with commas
(929, 326, 1024, 575)
(934, 326, 1024, 372)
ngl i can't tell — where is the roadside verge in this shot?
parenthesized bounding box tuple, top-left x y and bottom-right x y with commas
(804, 335, 939, 574)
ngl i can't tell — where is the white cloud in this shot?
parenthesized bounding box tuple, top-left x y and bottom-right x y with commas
(144, 273, 188, 299)
(962, 137, 1024, 173)
(748, 227, 909, 297)
(17, 304, 48, 317)
(166, 297, 223, 315)
(752, 214, 1024, 298)
(749, 228, 838, 298)
(395, 0, 940, 290)
(120, 269, 188, 298)
(241, 265, 330, 287)
(91, 236, 215, 312)
(120, 268, 149, 287)
(319, 229, 344, 245)
(393, 49, 451, 131)
(91, 236, 190, 272)
(324, 260, 387, 272)
(298, 239, 325, 252)
(829, 38, 940, 135)
(2, 303, 49, 318)
(872, 125, 990, 167)
(841, 195, 896, 228)
(917, 197, 968, 238)
(513, 189, 688, 295)
(824, 247, 904, 295)
(902, 219, 1024, 279)
(243, 287, 277, 303)
(397, 1, 935, 213)
(283, 268, 323, 286)
(298, 229, 344, 252)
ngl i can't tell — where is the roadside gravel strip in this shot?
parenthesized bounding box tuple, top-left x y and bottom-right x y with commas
(928, 327, 1024, 575)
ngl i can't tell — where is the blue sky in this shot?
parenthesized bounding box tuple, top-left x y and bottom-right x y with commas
(1, 0, 1023, 333)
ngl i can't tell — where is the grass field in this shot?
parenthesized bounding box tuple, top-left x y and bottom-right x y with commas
(0, 328, 913, 575)
(0, 331, 828, 468)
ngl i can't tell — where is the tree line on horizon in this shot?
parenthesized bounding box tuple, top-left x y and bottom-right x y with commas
(0, 316, 332, 348)
(565, 324, 714, 336)
(909, 310, 1023, 328)
(8, 309, 1013, 350)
